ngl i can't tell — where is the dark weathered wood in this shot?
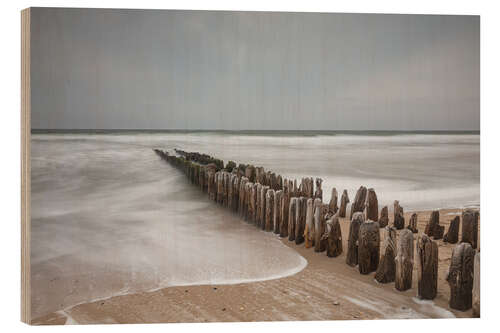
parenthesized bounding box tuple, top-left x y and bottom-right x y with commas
(350, 186, 367, 218)
(433, 225, 444, 240)
(416, 234, 438, 300)
(447, 242, 475, 311)
(245, 165, 255, 183)
(424, 210, 439, 237)
(393, 200, 405, 230)
(365, 188, 379, 222)
(295, 197, 306, 244)
(304, 198, 315, 248)
(265, 189, 275, 232)
(280, 181, 290, 238)
(260, 186, 269, 230)
(461, 210, 479, 249)
(375, 227, 396, 283)
(395, 229, 414, 291)
(329, 187, 338, 214)
(346, 212, 364, 266)
(407, 213, 418, 233)
(379, 206, 389, 228)
(238, 177, 248, 215)
(273, 190, 282, 234)
(358, 220, 380, 274)
(325, 214, 342, 257)
(444, 216, 460, 244)
(314, 199, 328, 252)
(288, 197, 297, 241)
(339, 190, 350, 218)
(314, 178, 323, 200)
(472, 252, 480, 317)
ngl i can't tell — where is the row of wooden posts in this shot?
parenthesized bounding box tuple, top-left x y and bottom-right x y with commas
(153, 148, 480, 317)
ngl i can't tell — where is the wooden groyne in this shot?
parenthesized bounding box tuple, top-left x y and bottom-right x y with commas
(153, 148, 479, 314)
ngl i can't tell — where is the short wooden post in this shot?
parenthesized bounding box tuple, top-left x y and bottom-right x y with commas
(444, 216, 460, 244)
(339, 190, 350, 218)
(350, 186, 367, 218)
(416, 234, 438, 300)
(461, 210, 479, 249)
(346, 212, 365, 266)
(393, 200, 405, 230)
(407, 213, 418, 233)
(379, 206, 389, 228)
(472, 252, 480, 317)
(395, 229, 414, 291)
(325, 214, 343, 257)
(358, 220, 380, 274)
(273, 190, 283, 234)
(295, 197, 306, 244)
(366, 188, 378, 221)
(265, 189, 275, 232)
(329, 187, 338, 214)
(314, 199, 327, 252)
(288, 198, 297, 241)
(447, 242, 475, 311)
(304, 198, 315, 248)
(375, 226, 396, 283)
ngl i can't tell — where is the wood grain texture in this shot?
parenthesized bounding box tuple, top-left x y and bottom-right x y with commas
(21, 7, 31, 324)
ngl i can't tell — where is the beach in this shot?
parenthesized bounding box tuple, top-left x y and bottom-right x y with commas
(30, 132, 480, 324)
(32, 208, 478, 324)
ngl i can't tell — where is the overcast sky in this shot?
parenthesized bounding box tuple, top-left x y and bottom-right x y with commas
(30, 8, 479, 130)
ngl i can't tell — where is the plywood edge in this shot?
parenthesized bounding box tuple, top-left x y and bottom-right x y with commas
(21, 7, 31, 325)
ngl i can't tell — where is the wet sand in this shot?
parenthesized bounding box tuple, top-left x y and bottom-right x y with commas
(32, 208, 479, 325)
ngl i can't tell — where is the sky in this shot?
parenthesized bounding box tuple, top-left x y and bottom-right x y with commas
(30, 8, 479, 130)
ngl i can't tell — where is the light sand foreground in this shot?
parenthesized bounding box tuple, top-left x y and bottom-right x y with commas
(33, 208, 479, 325)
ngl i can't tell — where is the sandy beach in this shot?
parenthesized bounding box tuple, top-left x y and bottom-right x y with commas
(32, 208, 479, 325)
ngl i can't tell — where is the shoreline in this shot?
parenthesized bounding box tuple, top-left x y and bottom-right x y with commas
(32, 208, 479, 325)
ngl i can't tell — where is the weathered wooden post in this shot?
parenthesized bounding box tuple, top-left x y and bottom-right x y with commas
(424, 210, 439, 237)
(350, 186, 367, 218)
(358, 220, 380, 274)
(346, 212, 365, 266)
(223, 171, 230, 207)
(232, 175, 240, 212)
(245, 165, 255, 183)
(304, 198, 315, 248)
(329, 187, 338, 214)
(416, 234, 438, 300)
(255, 166, 265, 185)
(207, 167, 216, 202)
(314, 178, 323, 200)
(255, 183, 263, 226)
(250, 183, 258, 223)
(339, 190, 350, 218)
(379, 206, 389, 228)
(462, 210, 479, 249)
(245, 182, 254, 222)
(325, 214, 343, 257)
(366, 188, 379, 222)
(472, 252, 480, 317)
(393, 200, 405, 230)
(260, 186, 269, 230)
(314, 199, 328, 252)
(375, 226, 396, 283)
(280, 181, 290, 238)
(447, 242, 475, 311)
(228, 173, 234, 210)
(238, 177, 248, 216)
(444, 216, 460, 244)
(407, 213, 418, 233)
(288, 198, 297, 241)
(265, 189, 275, 232)
(395, 229, 414, 291)
(295, 197, 307, 244)
(273, 190, 283, 234)
(217, 171, 224, 205)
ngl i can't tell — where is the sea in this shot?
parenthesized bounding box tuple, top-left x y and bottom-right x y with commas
(30, 130, 479, 318)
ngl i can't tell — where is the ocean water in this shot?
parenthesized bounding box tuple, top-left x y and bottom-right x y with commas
(30, 131, 479, 318)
